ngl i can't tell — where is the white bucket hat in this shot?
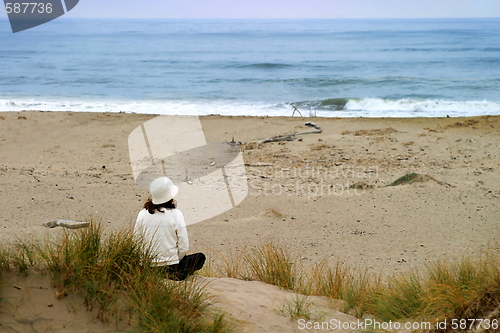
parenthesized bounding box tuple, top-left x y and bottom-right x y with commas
(150, 177, 179, 204)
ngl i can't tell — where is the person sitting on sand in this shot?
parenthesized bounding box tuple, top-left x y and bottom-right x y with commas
(134, 177, 205, 281)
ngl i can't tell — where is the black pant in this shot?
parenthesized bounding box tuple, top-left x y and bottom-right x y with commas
(159, 253, 206, 281)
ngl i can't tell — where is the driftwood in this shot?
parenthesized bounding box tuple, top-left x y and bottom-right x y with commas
(258, 132, 297, 144)
(304, 121, 321, 131)
(257, 122, 322, 144)
(43, 219, 90, 229)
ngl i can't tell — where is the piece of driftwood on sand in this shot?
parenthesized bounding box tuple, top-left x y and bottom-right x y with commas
(257, 121, 322, 144)
(43, 220, 90, 229)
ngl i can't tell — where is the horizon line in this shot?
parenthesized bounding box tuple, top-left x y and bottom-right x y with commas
(2, 16, 500, 20)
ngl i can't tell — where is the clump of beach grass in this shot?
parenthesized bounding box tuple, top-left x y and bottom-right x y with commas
(202, 242, 302, 291)
(0, 246, 9, 278)
(280, 294, 312, 320)
(388, 173, 454, 188)
(363, 271, 424, 321)
(356, 257, 500, 331)
(204, 242, 500, 328)
(200, 242, 308, 292)
(201, 248, 245, 279)
(421, 259, 500, 323)
(0, 221, 233, 333)
(309, 260, 372, 314)
(388, 172, 421, 186)
(242, 243, 299, 290)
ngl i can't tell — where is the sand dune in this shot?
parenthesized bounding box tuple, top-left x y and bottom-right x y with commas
(1, 111, 499, 331)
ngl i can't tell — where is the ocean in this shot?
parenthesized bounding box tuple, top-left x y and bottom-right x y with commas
(1, 18, 499, 117)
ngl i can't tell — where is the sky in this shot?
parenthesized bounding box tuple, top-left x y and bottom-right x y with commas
(2, 0, 500, 19)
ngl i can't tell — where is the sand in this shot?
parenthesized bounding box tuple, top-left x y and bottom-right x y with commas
(0, 111, 499, 332)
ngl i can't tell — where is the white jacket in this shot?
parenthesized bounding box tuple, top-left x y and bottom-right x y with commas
(134, 208, 189, 266)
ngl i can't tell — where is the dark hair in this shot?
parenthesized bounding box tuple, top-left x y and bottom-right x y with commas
(144, 197, 177, 214)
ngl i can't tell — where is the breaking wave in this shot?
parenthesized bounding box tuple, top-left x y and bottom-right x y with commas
(1, 97, 499, 118)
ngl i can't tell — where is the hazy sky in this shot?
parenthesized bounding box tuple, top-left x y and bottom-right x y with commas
(47, 0, 500, 19)
(1, 0, 499, 19)
(70, 0, 500, 18)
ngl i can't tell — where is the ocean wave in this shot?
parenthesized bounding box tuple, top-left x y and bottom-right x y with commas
(344, 98, 500, 114)
(139, 60, 180, 63)
(1, 97, 499, 118)
(232, 63, 292, 69)
(0, 98, 279, 116)
(381, 47, 499, 52)
(288, 98, 349, 111)
(283, 98, 500, 116)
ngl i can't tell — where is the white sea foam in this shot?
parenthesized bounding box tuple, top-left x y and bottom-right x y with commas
(0, 98, 279, 116)
(1, 97, 499, 118)
(344, 98, 500, 117)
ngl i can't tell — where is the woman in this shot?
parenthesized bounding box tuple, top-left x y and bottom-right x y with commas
(134, 177, 205, 281)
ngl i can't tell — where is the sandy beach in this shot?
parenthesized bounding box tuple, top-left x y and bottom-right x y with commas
(1, 111, 499, 332)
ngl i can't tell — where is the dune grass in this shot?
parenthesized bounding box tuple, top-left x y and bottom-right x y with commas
(242, 243, 299, 290)
(387, 172, 421, 186)
(308, 260, 372, 314)
(2, 223, 500, 331)
(0, 246, 8, 277)
(0, 222, 233, 333)
(204, 244, 367, 313)
(279, 294, 312, 320)
(203, 242, 500, 329)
